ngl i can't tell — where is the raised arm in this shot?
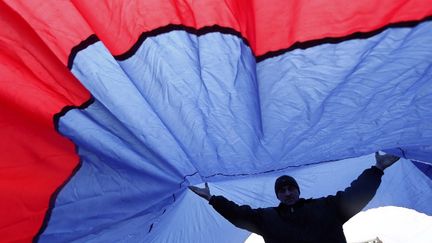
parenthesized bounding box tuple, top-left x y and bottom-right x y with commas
(334, 152, 400, 221)
(189, 183, 262, 233)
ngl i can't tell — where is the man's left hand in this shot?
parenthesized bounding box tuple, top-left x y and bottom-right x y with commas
(375, 151, 400, 171)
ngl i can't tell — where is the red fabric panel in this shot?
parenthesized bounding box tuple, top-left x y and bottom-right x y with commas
(71, 0, 432, 56)
(0, 2, 89, 242)
(4, 0, 93, 66)
(6, 0, 432, 60)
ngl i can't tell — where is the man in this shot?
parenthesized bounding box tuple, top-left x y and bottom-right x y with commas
(189, 152, 400, 243)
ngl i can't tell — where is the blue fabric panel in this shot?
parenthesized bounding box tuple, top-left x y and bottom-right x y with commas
(117, 31, 264, 176)
(40, 21, 432, 242)
(385, 146, 432, 163)
(413, 161, 432, 179)
(384, 146, 432, 179)
(41, 101, 191, 242)
(257, 21, 432, 167)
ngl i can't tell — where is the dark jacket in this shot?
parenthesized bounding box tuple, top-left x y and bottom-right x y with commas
(209, 166, 384, 243)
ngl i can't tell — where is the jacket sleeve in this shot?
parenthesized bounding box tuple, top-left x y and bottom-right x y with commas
(209, 195, 262, 234)
(332, 166, 384, 222)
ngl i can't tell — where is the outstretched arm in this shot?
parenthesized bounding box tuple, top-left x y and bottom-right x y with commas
(188, 183, 262, 233)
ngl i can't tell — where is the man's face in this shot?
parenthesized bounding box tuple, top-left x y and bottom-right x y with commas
(276, 185, 300, 206)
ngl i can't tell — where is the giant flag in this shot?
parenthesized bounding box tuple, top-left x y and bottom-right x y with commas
(1, 1, 432, 242)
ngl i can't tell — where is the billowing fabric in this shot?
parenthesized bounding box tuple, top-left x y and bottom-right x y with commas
(0, 1, 432, 242)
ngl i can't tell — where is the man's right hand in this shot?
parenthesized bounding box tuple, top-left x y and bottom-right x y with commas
(189, 182, 212, 201)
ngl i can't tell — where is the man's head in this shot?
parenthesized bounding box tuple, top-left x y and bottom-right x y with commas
(274, 175, 300, 206)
